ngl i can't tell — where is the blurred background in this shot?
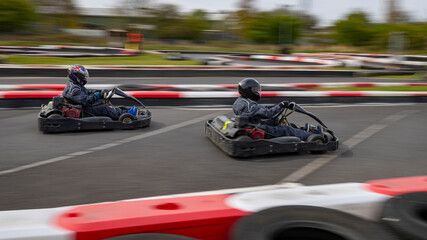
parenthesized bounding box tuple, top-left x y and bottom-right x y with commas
(0, 0, 426, 54)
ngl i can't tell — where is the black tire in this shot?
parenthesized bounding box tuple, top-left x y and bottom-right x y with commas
(381, 192, 427, 240)
(104, 233, 197, 240)
(119, 113, 136, 124)
(47, 113, 62, 119)
(231, 205, 395, 240)
(307, 134, 327, 154)
(307, 134, 326, 144)
(235, 136, 252, 141)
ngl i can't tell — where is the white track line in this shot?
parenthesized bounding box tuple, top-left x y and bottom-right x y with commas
(277, 110, 419, 183)
(0, 111, 224, 177)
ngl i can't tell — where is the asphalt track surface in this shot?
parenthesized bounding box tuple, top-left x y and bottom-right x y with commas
(0, 76, 424, 85)
(0, 103, 426, 211)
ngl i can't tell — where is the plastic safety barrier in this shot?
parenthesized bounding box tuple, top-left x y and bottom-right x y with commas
(0, 176, 426, 240)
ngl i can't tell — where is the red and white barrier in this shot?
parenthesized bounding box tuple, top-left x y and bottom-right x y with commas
(1, 90, 427, 100)
(295, 52, 427, 70)
(0, 176, 426, 240)
(249, 54, 341, 67)
(0, 82, 426, 92)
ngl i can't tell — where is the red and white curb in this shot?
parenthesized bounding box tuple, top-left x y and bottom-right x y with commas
(0, 82, 426, 92)
(248, 54, 341, 66)
(295, 52, 427, 69)
(1, 90, 427, 100)
(0, 176, 426, 240)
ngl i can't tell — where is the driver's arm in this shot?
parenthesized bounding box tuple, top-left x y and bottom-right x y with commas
(248, 102, 282, 119)
(69, 87, 98, 106)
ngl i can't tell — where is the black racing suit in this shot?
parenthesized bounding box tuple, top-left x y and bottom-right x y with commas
(232, 97, 313, 140)
(62, 80, 123, 120)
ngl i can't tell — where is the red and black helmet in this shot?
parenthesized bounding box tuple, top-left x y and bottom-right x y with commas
(67, 65, 89, 85)
(238, 78, 262, 101)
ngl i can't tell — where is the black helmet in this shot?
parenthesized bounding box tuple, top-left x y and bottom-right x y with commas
(67, 65, 89, 85)
(238, 78, 261, 101)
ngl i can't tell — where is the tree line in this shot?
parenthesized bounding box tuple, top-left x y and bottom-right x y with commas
(1, 0, 425, 50)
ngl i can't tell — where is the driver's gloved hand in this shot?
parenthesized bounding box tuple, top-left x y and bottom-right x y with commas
(288, 102, 296, 110)
(280, 101, 289, 108)
(94, 92, 101, 100)
(100, 89, 109, 99)
(280, 101, 296, 110)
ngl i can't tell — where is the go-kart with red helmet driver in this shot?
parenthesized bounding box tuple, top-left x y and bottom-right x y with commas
(38, 65, 151, 133)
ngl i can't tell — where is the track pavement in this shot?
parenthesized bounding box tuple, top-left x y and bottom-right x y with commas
(0, 104, 426, 211)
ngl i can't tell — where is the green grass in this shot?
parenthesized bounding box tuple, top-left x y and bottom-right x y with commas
(4, 53, 201, 65)
(315, 86, 427, 91)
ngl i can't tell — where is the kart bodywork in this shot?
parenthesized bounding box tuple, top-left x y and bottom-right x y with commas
(38, 88, 151, 133)
(205, 104, 339, 158)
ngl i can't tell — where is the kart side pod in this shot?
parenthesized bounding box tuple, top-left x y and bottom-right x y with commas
(205, 115, 339, 158)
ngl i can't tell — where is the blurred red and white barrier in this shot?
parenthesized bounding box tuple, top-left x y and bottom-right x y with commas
(1, 176, 426, 240)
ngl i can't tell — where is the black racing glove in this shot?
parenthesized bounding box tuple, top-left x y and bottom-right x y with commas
(100, 89, 109, 99)
(280, 101, 296, 110)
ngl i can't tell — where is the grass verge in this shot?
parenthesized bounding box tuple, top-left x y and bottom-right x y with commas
(3, 53, 200, 65)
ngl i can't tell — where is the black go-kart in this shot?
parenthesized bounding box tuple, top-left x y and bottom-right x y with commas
(39, 87, 151, 133)
(205, 104, 339, 158)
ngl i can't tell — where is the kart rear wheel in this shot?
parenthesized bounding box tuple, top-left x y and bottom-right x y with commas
(119, 113, 136, 124)
(47, 113, 62, 119)
(236, 136, 252, 141)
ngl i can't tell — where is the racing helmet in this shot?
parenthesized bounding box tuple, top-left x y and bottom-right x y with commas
(238, 78, 261, 101)
(67, 65, 89, 85)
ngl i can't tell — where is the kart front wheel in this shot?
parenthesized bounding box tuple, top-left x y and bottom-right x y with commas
(307, 134, 327, 154)
(119, 113, 136, 124)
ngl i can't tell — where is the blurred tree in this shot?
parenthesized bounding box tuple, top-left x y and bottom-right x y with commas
(370, 23, 427, 50)
(299, 13, 317, 31)
(180, 10, 210, 42)
(234, 0, 255, 39)
(386, 0, 410, 24)
(117, 0, 150, 26)
(150, 4, 182, 39)
(0, 0, 35, 32)
(34, 0, 80, 28)
(334, 11, 373, 46)
(245, 11, 300, 44)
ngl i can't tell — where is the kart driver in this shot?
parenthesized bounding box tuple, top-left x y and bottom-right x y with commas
(62, 65, 137, 120)
(233, 78, 324, 141)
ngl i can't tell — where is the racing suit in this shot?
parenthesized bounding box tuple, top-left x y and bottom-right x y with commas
(62, 80, 123, 120)
(233, 97, 313, 140)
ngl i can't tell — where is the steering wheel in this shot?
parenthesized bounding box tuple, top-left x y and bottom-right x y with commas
(273, 106, 295, 126)
(272, 106, 286, 119)
(105, 87, 116, 100)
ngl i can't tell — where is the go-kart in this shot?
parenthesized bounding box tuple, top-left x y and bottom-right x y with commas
(205, 104, 339, 158)
(38, 87, 151, 133)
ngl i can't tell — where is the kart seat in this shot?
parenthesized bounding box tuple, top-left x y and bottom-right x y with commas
(62, 97, 83, 109)
(235, 115, 250, 128)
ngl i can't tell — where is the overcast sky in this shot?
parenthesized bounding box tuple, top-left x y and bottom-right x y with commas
(74, 0, 427, 26)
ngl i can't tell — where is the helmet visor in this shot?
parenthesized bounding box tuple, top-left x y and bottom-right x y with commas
(252, 85, 261, 94)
